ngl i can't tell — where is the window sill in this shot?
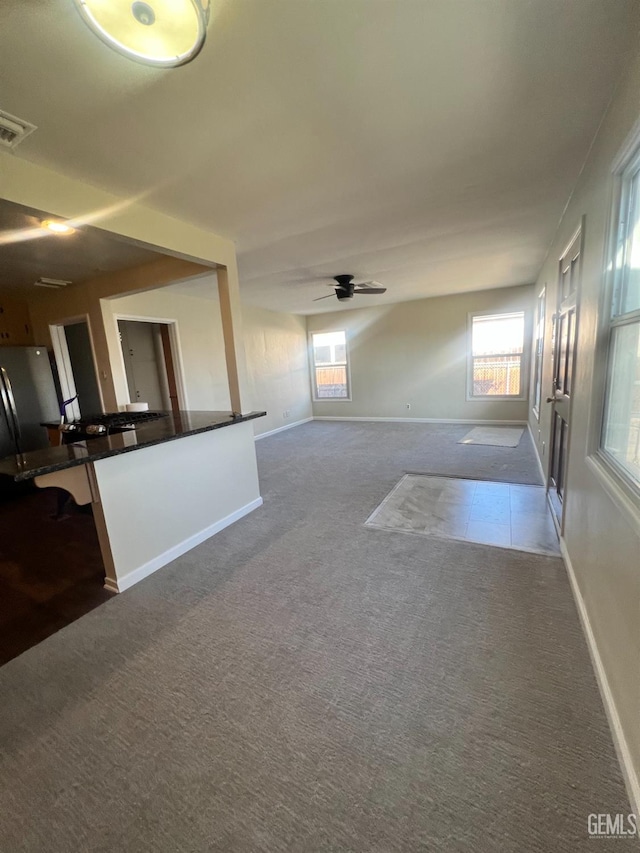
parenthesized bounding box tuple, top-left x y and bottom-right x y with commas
(312, 398, 352, 403)
(585, 452, 640, 539)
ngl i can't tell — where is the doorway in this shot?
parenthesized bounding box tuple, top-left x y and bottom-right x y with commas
(118, 319, 181, 413)
(64, 322, 102, 417)
(50, 317, 102, 421)
(547, 224, 583, 530)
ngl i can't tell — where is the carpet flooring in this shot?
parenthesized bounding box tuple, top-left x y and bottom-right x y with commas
(0, 421, 635, 852)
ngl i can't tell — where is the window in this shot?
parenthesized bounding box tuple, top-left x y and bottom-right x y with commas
(310, 330, 350, 400)
(532, 288, 546, 419)
(600, 143, 640, 493)
(468, 312, 526, 399)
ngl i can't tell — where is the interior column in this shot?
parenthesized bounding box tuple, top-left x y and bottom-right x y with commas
(217, 260, 253, 415)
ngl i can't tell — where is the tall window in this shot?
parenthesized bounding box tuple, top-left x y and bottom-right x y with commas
(468, 312, 525, 399)
(600, 142, 640, 493)
(310, 330, 350, 400)
(532, 288, 545, 419)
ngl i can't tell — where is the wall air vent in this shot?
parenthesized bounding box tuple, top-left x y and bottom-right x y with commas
(0, 109, 37, 149)
(34, 278, 72, 289)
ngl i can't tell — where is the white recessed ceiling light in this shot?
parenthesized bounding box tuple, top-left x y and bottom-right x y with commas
(42, 219, 76, 235)
(73, 0, 211, 68)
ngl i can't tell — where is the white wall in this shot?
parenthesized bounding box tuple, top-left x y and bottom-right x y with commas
(528, 48, 640, 804)
(107, 280, 231, 411)
(95, 420, 260, 592)
(306, 285, 533, 422)
(242, 304, 313, 436)
(106, 280, 313, 437)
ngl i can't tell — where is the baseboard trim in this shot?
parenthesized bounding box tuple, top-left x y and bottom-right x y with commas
(312, 416, 528, 425)
(560, 537, 640, 818)
(527, 421, 547, 486)
(254, 417, 313, 441)
(104, 496, 264, 594)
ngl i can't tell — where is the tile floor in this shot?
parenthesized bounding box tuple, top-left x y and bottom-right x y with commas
(366, 474, 560, 556)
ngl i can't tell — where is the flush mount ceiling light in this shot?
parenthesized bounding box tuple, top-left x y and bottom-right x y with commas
(41, 219, 76, 235)
(34, 278, 72, 289)
(73, 0, 210, 68)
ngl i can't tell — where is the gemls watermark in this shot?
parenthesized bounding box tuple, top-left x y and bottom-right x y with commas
(588, 813, 639, 839)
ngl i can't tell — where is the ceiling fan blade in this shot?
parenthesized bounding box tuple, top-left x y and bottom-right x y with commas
(313, 293, 336, 301)
(354, 287, 387, 295)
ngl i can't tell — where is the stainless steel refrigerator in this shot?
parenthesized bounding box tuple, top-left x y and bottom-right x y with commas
(0, 347, 60, 459)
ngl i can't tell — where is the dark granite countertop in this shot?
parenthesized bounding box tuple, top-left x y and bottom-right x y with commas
(0, 410, 266, 482)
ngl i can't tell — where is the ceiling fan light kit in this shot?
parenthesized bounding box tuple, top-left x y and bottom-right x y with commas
(313, 275, 387, 303)
(73, 0, 211, 68)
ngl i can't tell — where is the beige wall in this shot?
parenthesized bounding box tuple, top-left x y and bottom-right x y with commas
(243, 304, 313, 436)
(307, 285, 533, 422)
(26, 260, 312, 431)
(27, 257, 209, 411)
(95, 420, 260, 592)
(0, 154, 253, 414)
(105, 283, 312, 436)
(107, 280, 231, 411)
(528, 49, 640, 798)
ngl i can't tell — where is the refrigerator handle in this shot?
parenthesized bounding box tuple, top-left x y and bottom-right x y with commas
(0, 366, 14, 442)
(0, 366, 21, 444)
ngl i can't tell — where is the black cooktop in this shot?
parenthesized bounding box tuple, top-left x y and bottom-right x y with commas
(77, 411, 168, 428)
(41, 410, 170, 441)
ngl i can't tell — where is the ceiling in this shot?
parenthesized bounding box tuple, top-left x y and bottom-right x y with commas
(0, 199, 165, 295)
(1, 0, 639, 314)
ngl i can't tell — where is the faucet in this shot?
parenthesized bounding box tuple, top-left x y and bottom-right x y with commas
(60, 395, 78, 424)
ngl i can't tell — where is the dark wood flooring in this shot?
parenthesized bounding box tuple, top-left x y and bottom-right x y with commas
(0, 484, 113, 666)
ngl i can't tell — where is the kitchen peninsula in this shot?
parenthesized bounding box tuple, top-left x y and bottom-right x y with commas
(0, 410, 265, 592)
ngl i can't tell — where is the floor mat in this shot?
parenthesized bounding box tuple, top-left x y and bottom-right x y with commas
(459, 426, 524, 447)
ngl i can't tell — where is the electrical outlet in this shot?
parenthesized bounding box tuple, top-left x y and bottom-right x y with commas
(283, 410, 290, 419)
(405, 403, 411, 410)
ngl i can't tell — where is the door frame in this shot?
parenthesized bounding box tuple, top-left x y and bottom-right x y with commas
(112, 313, 188, 411)
(546, 217, 585, 535)
(49, 314, 104, 421)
